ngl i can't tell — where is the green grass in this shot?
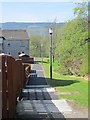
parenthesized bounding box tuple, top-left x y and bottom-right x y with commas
(36, 57, 88, 107)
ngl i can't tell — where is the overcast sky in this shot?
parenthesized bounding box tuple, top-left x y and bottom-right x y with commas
(0, 0, 88, 23)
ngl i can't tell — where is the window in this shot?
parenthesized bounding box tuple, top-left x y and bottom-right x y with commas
(8, 43, 10, 46)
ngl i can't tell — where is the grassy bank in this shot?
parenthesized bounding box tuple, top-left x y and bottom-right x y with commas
(36, 57, 88, 107)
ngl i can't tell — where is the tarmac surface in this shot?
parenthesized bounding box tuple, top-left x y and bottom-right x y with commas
(16, 62, 88, 119)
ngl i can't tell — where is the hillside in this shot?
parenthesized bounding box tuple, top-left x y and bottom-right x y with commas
(0, 22, 64, 29)
(0, 22, 65, 36)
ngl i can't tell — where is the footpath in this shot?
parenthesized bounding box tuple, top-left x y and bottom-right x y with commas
(16, 62, 88, 119)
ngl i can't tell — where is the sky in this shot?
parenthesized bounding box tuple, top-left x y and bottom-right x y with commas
(0, 0, 88, 23)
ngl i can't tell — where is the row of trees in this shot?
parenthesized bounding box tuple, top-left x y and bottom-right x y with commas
(30, 35, 49, 57)
(30, 2, 89, 76)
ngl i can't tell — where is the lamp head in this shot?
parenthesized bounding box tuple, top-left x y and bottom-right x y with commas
(49, 28, 53, 35)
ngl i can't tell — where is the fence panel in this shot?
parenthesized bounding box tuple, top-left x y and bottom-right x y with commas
(7, 56, 16, 118)
(22, 64, 25, 88)
(12, 58, 18, 113)
(0, 56, 2, 120)
(15, 59, 22, 99)
(0, 55, 26, 119)
(2, 56, 8, 118)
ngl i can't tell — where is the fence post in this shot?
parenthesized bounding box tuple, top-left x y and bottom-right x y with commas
(7, 56, 15, 118)
(2, 56, 8, 119)
(0, 56, 2, 120)
(22, 64, 26, 88)
(12, 58, 17, 115)
(15, 59, 22, 99)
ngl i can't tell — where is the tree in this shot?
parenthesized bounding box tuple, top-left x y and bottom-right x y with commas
(54, 2, 88, 76)
(30, 35, 49, 57)
(74, 2, 88, 18)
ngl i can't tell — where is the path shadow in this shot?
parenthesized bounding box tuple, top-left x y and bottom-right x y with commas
(33, 61, 39, 64)
(18, 77, 66, 119)
(34, 60, 49, 64)
(27, 75, 79, 87)
(46, 78, 80, 87)
(27, 77, 47, 85)
(30, 70, 36, 73)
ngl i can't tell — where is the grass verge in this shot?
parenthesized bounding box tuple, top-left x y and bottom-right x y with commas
(36, 57, 88, 107)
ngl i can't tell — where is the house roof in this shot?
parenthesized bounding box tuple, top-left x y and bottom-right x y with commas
(0, 30, 29, 40)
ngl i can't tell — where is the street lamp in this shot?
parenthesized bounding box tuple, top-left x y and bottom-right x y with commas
(49, 28, 53, 80)
(41, 44, 43, 62)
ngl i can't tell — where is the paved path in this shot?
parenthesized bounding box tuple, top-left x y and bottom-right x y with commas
(16, 63, 72, 119)
(27, 63, 47, 85)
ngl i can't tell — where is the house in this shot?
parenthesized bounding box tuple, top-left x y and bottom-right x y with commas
(0, 30, 29, 58)
(0, 37, 4, 53)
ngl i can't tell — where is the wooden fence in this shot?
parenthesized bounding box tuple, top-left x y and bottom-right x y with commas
(0, 56, 2, 120)
(0, 55, 28, 119)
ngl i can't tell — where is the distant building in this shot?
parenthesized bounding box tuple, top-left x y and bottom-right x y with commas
(0, 30, 29, 58)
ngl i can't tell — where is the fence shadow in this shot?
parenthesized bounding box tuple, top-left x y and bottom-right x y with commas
(34, 60, 49, 64)
(46, 78, 80, 87)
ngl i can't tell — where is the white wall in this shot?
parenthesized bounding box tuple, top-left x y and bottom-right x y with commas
(3, 39, 29, 58)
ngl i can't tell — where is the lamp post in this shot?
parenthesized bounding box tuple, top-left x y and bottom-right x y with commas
(49, 28, 53, 80)
(41, 44, 43, 62)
